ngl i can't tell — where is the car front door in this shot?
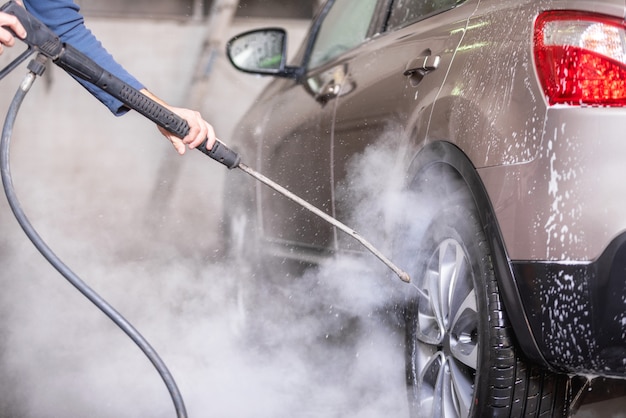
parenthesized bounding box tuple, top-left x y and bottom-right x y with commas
(257, 0, 382, 260)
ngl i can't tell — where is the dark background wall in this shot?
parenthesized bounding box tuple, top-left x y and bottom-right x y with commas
(75, 0, 320, 19)
(235, 0, 317, 18)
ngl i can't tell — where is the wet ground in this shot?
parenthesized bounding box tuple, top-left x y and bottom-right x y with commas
(572, 377, 626, 417)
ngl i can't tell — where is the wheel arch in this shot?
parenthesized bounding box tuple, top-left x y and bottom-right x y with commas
(406, 140, 549, 368)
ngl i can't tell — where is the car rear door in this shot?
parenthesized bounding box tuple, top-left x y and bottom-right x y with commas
(329, 0, 477, 250)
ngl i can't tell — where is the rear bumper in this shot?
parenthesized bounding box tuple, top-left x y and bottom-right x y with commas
(512, 233, 626, 377)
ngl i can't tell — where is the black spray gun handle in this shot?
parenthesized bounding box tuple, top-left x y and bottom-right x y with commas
(0, 0, 240, 169)
(58, 44, 241, 169)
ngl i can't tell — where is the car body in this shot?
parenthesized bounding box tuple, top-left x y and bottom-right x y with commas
(224, 0, 626, 416)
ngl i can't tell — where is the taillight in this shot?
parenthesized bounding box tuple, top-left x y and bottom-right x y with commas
(534, 11, 626, 106)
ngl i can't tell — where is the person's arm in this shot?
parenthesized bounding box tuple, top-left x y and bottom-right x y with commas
(23, 0, 143, 116)
(21, 0, 216, 154)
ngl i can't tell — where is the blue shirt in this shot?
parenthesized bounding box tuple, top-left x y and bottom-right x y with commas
(23, 0, 145, 115)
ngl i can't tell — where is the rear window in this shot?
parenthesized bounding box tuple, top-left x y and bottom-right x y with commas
(387, 0, 465, 31)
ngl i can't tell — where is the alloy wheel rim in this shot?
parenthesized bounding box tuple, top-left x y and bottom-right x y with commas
(414, 238, 479, 418)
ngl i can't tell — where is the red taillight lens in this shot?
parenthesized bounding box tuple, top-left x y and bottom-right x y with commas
(534, 11, 626, 106)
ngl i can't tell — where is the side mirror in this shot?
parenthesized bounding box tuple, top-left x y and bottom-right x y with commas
(226, 28, 298, 78)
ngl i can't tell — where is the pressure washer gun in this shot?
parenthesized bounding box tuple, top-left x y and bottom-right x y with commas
(0, 0, 240, 169)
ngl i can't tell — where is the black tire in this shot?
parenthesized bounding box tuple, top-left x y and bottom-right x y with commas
(402, 169, 570, 417)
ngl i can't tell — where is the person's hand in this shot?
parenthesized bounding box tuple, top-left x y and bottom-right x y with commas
(139, 89, 217, 155)
(159, 105, 217, 155)
(0, 11, 27, 55)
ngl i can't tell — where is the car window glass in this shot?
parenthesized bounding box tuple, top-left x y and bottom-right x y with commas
(308, 0, 379, 69)
(387, 0, 464, 30)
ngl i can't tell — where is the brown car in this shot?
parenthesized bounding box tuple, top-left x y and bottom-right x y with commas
(224, 0, 626, 416)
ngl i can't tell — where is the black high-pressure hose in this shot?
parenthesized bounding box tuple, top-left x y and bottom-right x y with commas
(1, 61, 188, 418)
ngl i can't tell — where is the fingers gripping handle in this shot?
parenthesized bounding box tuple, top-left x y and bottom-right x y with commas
(1, 1, 63, 58)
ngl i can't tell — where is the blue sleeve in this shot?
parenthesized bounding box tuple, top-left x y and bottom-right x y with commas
(22, 0, 145, 116)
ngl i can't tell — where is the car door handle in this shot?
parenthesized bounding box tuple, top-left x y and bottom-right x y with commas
(404, 55, 441, 77)
(316, 79, 341, 102)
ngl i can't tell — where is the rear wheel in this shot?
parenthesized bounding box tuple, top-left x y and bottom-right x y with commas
(403, 172, 570, 417)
